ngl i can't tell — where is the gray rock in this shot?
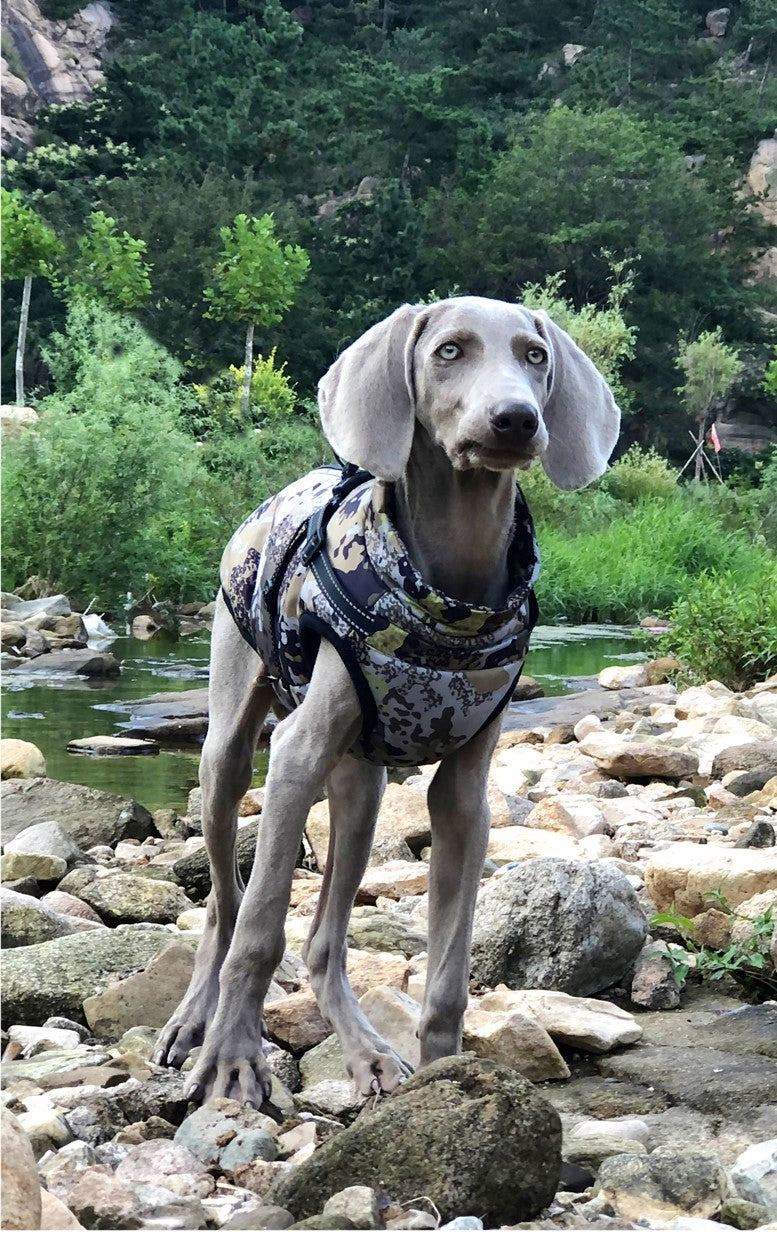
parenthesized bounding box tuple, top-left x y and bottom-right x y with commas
(630, 943, 682, 1010)
(1, 777, 153, 848)
(711, 741, 777, 780)
(39, 1139, 97, 1202)
(322, 1186, 381, 1229)
(0, 922, 172, 1026)
(75, 871, 193, 925)
(597, 1044, 777, 1120)
(693, 1004, 777, 1060)
(223, 1204, 296, 1229)
(730, 1139, 777, 1214)
(294, 1079, 360, 1119)
(563, 1133, 648, 1174)
(3, 593, 71, 620)
(596, 1147, 727, 1223)
(471, 859, 648, 995)
(265, 1041, 302, 1092)
(735, 818, 776, 848)
(346, 905, 428, 957)
(83, 940, 196, 1034)
(174, 1099, 277, 1172)
(110, 1073, 191, 1126)
(174, 822, 258, 896)
(115, 1138, 214, 1198)
(266, 1054, 561, 1226)
(1, 887, 88, 947)
(4, 818, 87, 867)
(8, 648, 120, 676)
(67, 1167, 208, 1229)
(1, 1107, 42, 1230)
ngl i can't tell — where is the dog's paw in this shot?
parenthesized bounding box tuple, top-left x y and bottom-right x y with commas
(349, 1049, 413, 1100)
(183, 1041, 273, 1108)
(153, 1009, 207, 1070)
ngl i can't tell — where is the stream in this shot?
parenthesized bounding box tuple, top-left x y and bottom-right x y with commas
(2, 624, 646, 813)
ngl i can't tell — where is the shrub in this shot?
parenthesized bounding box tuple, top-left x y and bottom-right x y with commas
(658, 564, 777, 690)
(192, 350, 298, 436)
(600, 444, 678, 503)
(1, 300, 214, 607)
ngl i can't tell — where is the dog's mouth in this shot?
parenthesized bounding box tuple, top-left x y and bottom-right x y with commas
(455, 440, 540, 472)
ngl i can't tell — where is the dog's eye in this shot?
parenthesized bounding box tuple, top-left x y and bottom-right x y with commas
(527, 347, 547, 366)
(436, 342, 462, 361)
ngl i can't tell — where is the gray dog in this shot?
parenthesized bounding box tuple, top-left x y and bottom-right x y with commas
(153, 296, 620, 1106)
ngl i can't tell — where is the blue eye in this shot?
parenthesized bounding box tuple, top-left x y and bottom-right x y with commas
(437, 342, 462, 360)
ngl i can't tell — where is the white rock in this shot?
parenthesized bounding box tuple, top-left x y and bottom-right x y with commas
(357, 986, 421, 1067)
(478, 987, 642, 1053)
(7, 1024, 81, 1054)
(572, 1117, 651, 1146)
(646, 842, 777, 916)
(730, 1139, 777, 1212)
(324, 1186, 382, 1229)
(463, 1001, 569, 1081)
(598, 664, 649, 690)
(574, 714, 603, 741)
(486, 826, 579, 864)
(0, 738, 46, 779)
(674, 682, 733, 719)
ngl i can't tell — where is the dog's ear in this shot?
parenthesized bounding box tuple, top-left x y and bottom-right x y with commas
(534, 311, 621, 491)
(318, 304, 426, 481)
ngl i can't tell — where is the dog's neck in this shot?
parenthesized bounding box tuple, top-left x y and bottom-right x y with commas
(391, 425, 516, 607)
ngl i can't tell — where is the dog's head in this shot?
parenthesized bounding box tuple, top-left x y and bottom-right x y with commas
(317, 296, 621, 490)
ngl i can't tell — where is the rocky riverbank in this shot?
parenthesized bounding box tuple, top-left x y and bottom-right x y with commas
(1, 668, 776, 1230)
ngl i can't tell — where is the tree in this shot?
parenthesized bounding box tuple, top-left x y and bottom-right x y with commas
(1, 189, 62, 405)
(66, 211, 152, 311)
(676, 329, 742, 481)
(204, 213, 309, 420)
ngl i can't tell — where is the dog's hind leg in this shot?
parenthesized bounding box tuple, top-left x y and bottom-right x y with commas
(303, 756, 413, 1098)
(154, 591, 273, 1069)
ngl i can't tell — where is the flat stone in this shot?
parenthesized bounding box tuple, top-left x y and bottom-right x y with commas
(347, 905, 427, 957)
(1, 923, 172, 1027)
(359, 860, 429, 901)
(487, 826, 580, 863)
(579, 733, 699, 781)
(1, 777, 153, 848)
(597, 1044, 777, 1119)
(1, 850, 67, 882)
(463, 1001, 570, 1081)
(66, 735, 159, 756)
(479, 988, 642, 1053)
(646, 842, 777, 915)
(83, 941, 197, 1034)
(0, 738, 46, 779)
(75, 871, 192, 925)
(8, 649, 120, 677)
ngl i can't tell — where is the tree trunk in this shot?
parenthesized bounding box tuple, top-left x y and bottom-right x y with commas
(693, 414, 706, 483)
(241, 321, 255, 423)
(15, 274, 32, 407)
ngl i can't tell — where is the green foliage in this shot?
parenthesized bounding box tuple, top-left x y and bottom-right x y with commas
(1, 188, 62, 281)
(764, 352, 777, 397)
(65, 211, 152, 311)
(653, 893, 777, 999)
(600, 444, 678, 503)
(203, 213, 309, 329)
(1, 301, 210, 608)
(192, 351, 299, 435)
(676, 327, 742, 420)
(658, 564, 777, 690)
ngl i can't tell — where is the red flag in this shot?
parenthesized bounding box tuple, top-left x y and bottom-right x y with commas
(709, 423, 721, 453)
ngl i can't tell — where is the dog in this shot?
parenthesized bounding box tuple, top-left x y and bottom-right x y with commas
(153, 296, 620, 1106)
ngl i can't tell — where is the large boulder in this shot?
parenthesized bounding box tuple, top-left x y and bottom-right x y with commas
(646, 842, 777, 916)
(73, 871, 193, 926)
(578, 733, 698, 781)
(597, 1147, 728, 1224)
(1, 923, 172, 1027)
(266, 1055, 561, 1226)
(0, 737, 46, 779)
(1, 1107, 42, 1230)
(711, 740, 777, 781)
(0, 777, 153, 848)
(470, 859, 648, 995)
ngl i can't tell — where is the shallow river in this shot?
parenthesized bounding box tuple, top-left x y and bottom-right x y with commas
(2, 624, 645, 814)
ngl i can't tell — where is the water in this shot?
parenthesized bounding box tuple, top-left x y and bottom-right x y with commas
(2, 623, 644, 813)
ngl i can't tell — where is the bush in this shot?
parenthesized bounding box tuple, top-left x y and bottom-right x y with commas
(2, 300, 214, 608)
(600, 444, 678, 503)
(658, 565, 777, 690)
(192, 350, 298, 436)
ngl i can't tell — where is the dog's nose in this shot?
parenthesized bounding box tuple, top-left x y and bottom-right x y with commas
(489, 400, 539, 443)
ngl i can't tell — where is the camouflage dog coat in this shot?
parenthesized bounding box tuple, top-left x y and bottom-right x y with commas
(220, 465, 540, 767)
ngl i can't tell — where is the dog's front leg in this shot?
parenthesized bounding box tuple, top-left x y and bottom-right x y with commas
(184, 643, 361, 1107)
(419, 717, 501, 1064)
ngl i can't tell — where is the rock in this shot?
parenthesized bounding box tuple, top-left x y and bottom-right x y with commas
(115, 1138, 214, 1197)
(596, 1147, 728, 1224)
(1, 1107, 42, 1230)
(323, 1187, 381, 1229)
(6, 1021, 82, 1053)
(75, 871, 193, 925)
(645, 657, 682, 685)
(526, 795, 607, 839)
(265, 988, 332, 1052)
(40, 1189, 86, 1230)
(41, 890, 103, 923)
(359, 860, 429, 901)
(357, 986, 421, 1067)
(174, 1098, 277, 1172)
(470, 859, 647, 995)
(646, 842, 777, 915)
(598, 665, 649, 690)
(719, 1197, 773, 1229)
(579, 733, 699, 781)
(1, 887, 90, 947)
(711, 741, 777, 780)
(574, 714, 603, 741)
(0, 923, 172, 1027)
(565, 1133, 649, 1173)
(1, 850, 67, 882)
(5, 818, 86, 869)
(597, 1044, 777, 1120)
(512, 675, 545, 701)
(630, 942, 682, 1009)
(3, 594, 71, 620)
(487, 826, 580, 863)
(66, 1166, 208, 1230)
(83, 941, 197, 1034)
(706, 7, 730, 37)
(8, 649, 120, 677)
(462, 1000, 570, 1081)
(572, 1117, 651, 1145)
(174, 821, 259, 897)
(479, 988, 641, 1053)
(0, 737, 46, 779)
(294, 1079, 359, 1119)
(0, 777, 153, 848)
(735, 817, 776, 848)
(307, 782, 433, 869)
(267, 1055, 561, 1226)
(730, 1139, 777, 1214)
(347, 905, 427, 957)
(223, 1204, 296, 1230)
(66, 735, 159, 756)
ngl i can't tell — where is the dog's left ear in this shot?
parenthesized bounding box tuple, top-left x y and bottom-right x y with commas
(534, 311, 621, 490)
(318, 304, 427, 481)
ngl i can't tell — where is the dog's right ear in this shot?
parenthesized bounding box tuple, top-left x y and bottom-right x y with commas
(318, 304, 427, 481)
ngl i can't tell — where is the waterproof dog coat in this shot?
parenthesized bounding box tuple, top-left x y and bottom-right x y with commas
(220, 465, 540, 767)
